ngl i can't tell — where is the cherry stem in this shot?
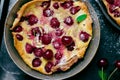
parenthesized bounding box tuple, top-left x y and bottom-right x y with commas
(102, 67, 104, 80)
(107, 68, 118, 80)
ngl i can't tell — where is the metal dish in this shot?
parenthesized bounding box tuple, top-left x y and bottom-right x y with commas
(96, 0, 120, 30)
(4, 0, 100, 79)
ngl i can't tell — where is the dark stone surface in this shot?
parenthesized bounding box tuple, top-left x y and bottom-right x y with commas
(0, 0, 120, 80)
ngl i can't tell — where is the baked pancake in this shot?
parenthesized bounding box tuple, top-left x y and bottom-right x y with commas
(11, 0, 92, 75)
(103, 0, 120, 25)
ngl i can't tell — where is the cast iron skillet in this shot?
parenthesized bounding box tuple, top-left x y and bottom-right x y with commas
(4, 0, 100, 79)
(96, 0, 120, 30)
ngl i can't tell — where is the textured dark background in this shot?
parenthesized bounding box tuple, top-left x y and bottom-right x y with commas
(0, 0, 120, 80)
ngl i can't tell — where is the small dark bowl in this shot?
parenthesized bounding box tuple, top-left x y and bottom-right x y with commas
(4, 0, 100, 79)
(96, 0, 120, 30)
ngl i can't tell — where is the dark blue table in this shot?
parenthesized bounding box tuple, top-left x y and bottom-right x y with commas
(0, 0, 120, 80)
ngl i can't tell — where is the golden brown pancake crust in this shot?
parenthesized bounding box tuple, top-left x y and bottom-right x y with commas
(11, 0, 92, 75)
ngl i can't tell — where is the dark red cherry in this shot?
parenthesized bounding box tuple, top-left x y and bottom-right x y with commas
(28, 14, 38, 25)
(50, 17, 60, 28)
(16, 34, 23, 41)
(41, 34, 52, 45)
(25, 43, 34, 53)
(62, 36, 73, 46)
(114, 11, 120, 17)
(33, 48, 43, 57)
(31, 27, 41, 36)
(45, 62, 53, 73)
(97, 58, 108, 68)
(106, 0, 114, 4)
(53, 2, 59, 9)
(32, 58, 41, 67)
(64, 16, 74, 26)
(60, 1, 73, 9)
(109, 5, 116, 13)
(55, 51, 63, 60)
(43, 8, 54, 17)
(41, 1, 50, 8)
(55, 29, 63, 36)
(79, 31, 90, 42)
(70, 6, 81, 15)
(67, 42, 75, 51)
(115, 60, 120, 69)
(13, 25, 23, 32)
(43, 49, 53, 60)
(114, 0, 120, 6)
(53, 40, 61, 49)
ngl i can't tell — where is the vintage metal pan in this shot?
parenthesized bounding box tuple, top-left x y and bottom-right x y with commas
(96, 0, 120, 30)
(4, 0, 100, 79)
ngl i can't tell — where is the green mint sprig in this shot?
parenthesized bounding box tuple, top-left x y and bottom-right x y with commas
(76, 14, 87, 23)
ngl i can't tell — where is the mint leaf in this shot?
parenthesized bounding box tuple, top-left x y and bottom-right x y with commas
(76, 14, 87, 23)
(98, 70, 107, 80)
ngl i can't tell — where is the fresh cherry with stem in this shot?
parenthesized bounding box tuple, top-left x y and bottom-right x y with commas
(98, 58, 108, 80)
(98, 58, 108, 68)
(107, 60, 120, 80)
